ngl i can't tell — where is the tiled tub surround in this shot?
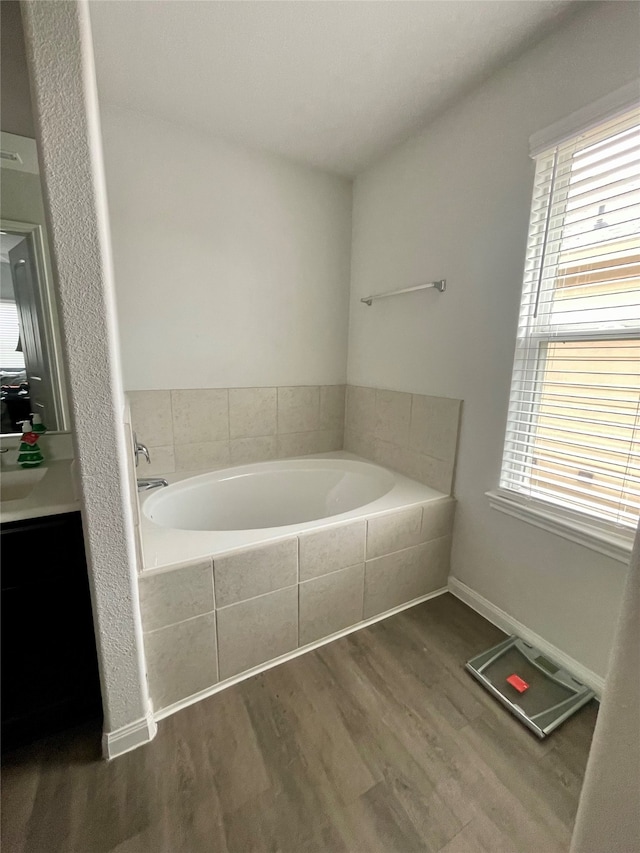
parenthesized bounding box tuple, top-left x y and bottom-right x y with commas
(139, 497, 455, 715)
(128, 385, 462, 495)
(128, 385, 345, 475)
(344, 386, 462, 494)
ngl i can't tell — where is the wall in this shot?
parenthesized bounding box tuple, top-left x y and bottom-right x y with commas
(99, 105, 352, 391)
(0, 2, 35, 137)
(1, 168, 47, 227)
(570, 523, 640, 853)
(347, 1, 640, 678)
(1, 261, 15, 300)
(21, 0, 152, 754)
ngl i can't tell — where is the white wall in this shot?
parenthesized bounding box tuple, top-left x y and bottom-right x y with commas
(100, 106, 352, 391)
(347, 1, 640, 678)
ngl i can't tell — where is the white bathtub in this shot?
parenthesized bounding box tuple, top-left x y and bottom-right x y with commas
(140, 452, 447, 569)
(144, 457, 396, 531)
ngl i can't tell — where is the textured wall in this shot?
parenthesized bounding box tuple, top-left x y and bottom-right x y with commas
(21, 0, 150, 734)
(570, 525, 640, 853)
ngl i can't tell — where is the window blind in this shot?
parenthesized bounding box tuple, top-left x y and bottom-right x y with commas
(0, 301, 26, 371)
(500, 105, 640, 530)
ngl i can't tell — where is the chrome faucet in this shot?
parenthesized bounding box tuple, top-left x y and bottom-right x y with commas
(133, 432, 150, 467)
(132, 433, 168, 489)
(137, 477, 169, 492)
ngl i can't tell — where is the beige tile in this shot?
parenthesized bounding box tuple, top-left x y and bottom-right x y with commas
(371, 442, 453, 493)
(144, 612, 218, 710)
(128, 390, 173, 447)
(375, 389, 412, 446)
(229, 435, 277, 465)
(213, 538, 298, 608)
(409, 395, 461, 462)
(229, 388, 277, 439)
(277, 386, 320, 434)
(411, 452, 455, 494)
(139, 444, 175, 476)
(299, 520, 366, 581)
(363, 537, 451, 618)
(366, 507, 423, 559)
(175, 440, 230, 472)
(372, 438, 407, 474)
(276, 430, 342, 458)
(299, 564, 364, 646)
(217, 587, 298, 680)
(346, 385, 376, 435)
(343, 429, 377, 462)
(139, 560, 214, 631)
(421, 498, 456, 542)
(319, 385, 346, 431)
(171, 389, 229, 443)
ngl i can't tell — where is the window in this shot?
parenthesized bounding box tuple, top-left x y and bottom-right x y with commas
(499, 104, 640, 535)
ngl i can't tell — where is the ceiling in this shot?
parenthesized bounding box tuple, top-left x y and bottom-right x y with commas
(89, 0, 578, 176)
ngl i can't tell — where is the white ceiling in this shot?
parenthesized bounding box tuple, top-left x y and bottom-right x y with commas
(90, 0, 577, 176)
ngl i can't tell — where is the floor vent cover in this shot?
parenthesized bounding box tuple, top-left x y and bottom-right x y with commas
(465, 636, 595, 738)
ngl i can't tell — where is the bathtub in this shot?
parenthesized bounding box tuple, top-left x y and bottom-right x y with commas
(138, 452, 456, 716)
(140, 452, 447, 569)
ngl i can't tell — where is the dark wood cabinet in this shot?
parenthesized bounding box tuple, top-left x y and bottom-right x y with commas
(1, 511, 103, 751)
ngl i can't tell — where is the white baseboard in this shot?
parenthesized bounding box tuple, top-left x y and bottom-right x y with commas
(102, 710, 158, 759)
(448, 576, 605, 696)
(154, 586, 449, 722)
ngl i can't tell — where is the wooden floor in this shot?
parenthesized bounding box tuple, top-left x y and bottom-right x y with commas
(1, 593, 597, 853)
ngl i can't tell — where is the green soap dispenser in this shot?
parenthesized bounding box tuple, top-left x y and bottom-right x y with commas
(31, 413, 47, 437)
(17, 421, 45, 468)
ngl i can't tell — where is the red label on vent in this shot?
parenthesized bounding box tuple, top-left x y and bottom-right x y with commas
(506, 674, 529, 693)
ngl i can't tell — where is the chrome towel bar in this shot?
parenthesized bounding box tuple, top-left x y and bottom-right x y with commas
(360, 279, 446, 306)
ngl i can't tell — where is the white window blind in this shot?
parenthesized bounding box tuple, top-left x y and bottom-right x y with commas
(0, 301, 26, 370)
(500, 104, 640, 531)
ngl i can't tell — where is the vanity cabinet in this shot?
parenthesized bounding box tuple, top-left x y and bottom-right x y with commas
(1, 511, 102, 751)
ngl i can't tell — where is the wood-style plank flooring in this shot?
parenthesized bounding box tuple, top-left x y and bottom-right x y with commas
(1, 594, 597, 853)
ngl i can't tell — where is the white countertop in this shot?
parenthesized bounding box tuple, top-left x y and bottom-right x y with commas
(0, 459, 80, 523)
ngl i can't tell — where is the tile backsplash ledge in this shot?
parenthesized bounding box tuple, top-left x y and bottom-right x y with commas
(128, 384, 462, 494)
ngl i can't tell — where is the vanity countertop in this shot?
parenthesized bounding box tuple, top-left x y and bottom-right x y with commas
(0, 459, 79, 524)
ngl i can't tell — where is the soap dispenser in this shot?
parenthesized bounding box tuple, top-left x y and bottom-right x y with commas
(17, 421, 45, 468)
(31, 413, 47, 437)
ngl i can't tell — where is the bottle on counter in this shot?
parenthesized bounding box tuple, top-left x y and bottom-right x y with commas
(31, 413, 47, 437)
(17, 421, 44, 468)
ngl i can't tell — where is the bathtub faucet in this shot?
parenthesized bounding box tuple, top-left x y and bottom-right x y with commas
(137, 477, 169, 492)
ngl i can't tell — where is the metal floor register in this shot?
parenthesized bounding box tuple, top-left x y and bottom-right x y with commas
(466, 636, 595, 738)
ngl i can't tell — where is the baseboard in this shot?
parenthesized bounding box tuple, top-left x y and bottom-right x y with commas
(448, 576, 605, 696)
(154, 586, 449, 722)
(102, 710, 158, 759)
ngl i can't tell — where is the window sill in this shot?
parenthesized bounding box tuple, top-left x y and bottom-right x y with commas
(486, 489, 634, 564)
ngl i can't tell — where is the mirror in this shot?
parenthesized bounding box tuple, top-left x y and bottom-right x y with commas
(0, 131, 69, 434)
